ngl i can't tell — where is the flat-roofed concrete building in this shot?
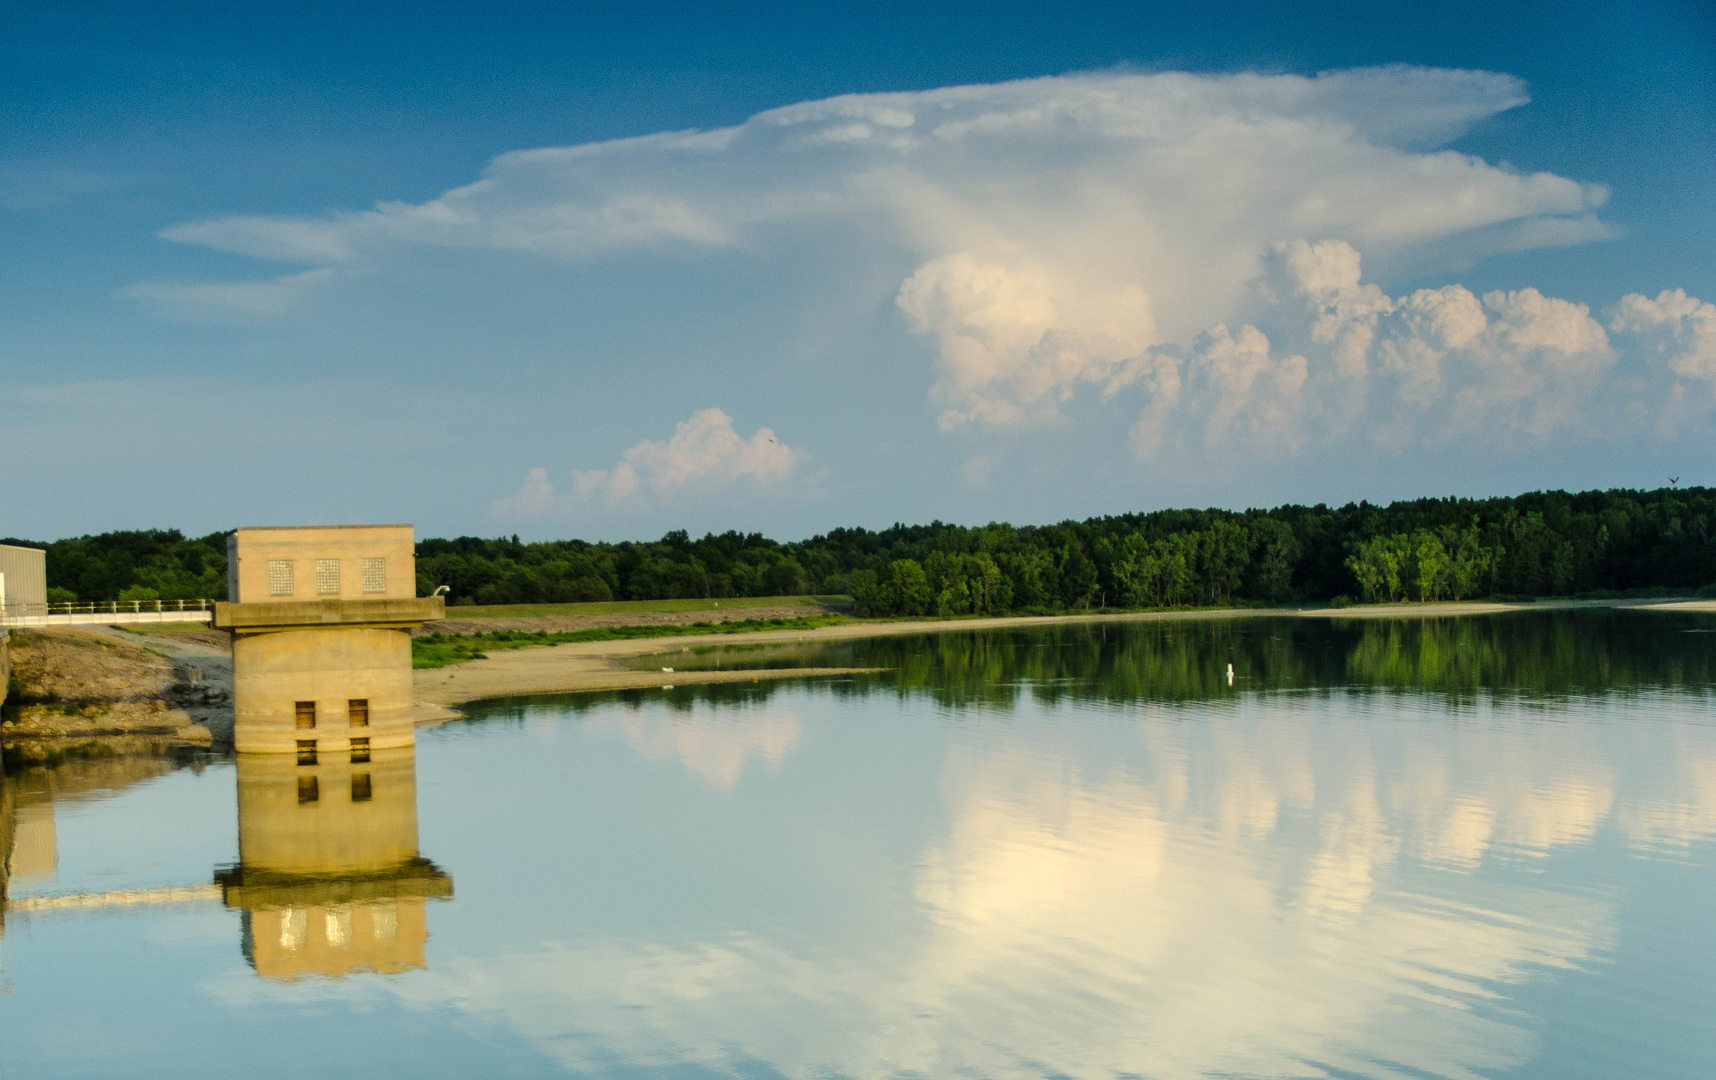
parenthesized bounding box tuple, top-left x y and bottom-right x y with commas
(215, 525, 442, 756)
(226, 524, 418, 603)
(0, 543, 47, 618)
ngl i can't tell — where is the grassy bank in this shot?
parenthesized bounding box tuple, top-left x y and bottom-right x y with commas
(439, 595, 849, 618)
(412, 615, 851, 668)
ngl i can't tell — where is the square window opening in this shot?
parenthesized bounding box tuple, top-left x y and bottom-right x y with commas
(295, 701, 316, 729)
(297, 775, 319, 803)
(296, 740, 317, 766)
(350, 737, 370, 764)
(348, 698, 369, 727)
(268, 560, 295, 597)
(351, 772, 372, 802)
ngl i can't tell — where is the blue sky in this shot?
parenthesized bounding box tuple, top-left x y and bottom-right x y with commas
(2, 0, 1713, 541)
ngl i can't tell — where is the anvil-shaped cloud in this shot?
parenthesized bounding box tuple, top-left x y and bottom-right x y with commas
(146, 66, 1713, 484)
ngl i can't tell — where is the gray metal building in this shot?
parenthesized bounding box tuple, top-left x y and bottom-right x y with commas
(0, 543, 47, 615)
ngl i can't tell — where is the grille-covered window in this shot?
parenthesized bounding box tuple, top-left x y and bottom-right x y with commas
(268, 560, 294, 597)
(316, 559, 340, 595)
(362, 557, 386, 594)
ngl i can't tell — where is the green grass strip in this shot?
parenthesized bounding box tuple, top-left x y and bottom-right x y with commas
(411, 615, 850, 669)
(440, 596, 848, 618)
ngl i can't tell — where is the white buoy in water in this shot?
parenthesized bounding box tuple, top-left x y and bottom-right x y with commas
(1226, 663, 1234, 685)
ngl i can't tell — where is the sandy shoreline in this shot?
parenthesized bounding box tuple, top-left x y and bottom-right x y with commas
(411, 596, 1716, 717)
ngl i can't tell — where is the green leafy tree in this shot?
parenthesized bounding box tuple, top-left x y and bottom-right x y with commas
(1249, 518, 1301, 601)
(1347, 535, 1406, 602)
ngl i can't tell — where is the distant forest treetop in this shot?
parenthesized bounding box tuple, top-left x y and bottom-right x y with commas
(6, 486, 1713, 612)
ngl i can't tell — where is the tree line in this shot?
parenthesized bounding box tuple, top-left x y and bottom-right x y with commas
(5, 486, 1713, 609)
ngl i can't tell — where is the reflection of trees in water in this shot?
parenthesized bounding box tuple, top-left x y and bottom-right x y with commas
(1337, 612, 1716, 698)
(563, 611, 1716, 712)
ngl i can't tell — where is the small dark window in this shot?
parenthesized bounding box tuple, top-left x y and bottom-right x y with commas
(349, 737, 370, 764)
(350, 772, 372, 802)
(296, 739, 317, 765)
(295, 701, 316, 729)
(297, 776, 319, 803)
(348, 699, 369, 727)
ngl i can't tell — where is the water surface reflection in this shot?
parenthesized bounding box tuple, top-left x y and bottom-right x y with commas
(216, 749, 452, 980)
(448, 686, 1712, 1079)
(642, 608, 1716, 704)
(0, 613, 1711, 1079)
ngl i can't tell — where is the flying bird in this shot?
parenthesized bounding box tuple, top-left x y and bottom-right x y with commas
(1670, 476, 1680, 486)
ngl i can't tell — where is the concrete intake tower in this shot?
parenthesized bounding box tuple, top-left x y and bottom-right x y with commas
(214, 525, 444, 756)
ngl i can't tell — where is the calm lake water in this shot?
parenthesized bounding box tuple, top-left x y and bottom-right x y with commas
(3, 610, 1713, 1078)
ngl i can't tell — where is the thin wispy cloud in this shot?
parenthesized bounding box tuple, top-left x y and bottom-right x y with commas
(0, 160, 128, 212)
(121, 268, 337, 323)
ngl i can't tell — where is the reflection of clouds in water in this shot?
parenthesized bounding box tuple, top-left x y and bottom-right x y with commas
(1618, 727, 1716, 854)
(375, 691, 1716, 1079)
(590, 701, 802, 791)
(896, 713, 1602, 1079)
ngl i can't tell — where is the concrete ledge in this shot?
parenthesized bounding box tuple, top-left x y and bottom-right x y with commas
(215, 596, 444, 631)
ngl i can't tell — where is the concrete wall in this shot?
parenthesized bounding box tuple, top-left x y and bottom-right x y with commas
(228, 525, 416, 603)
(231, 626, 416, 754)
(0, 544, 47, 612)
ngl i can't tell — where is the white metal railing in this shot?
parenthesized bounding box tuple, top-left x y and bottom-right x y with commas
(0, 598, 215, 627)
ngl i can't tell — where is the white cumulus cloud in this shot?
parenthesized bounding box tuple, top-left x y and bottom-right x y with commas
(1609, 289, 1716, 385)
(491, 408, 798, 520)
(1101, 239, 1716, 460)
(897, 254, 1155, 429)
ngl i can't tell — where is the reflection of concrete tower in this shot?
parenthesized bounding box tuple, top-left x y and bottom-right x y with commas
(215, 748, 452, 981)
(214, 526, 443, 755)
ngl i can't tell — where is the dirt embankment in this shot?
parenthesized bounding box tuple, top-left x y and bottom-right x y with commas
(418, 602, 840, 637)
(126, 626, 233, 650)
(1, 628, 224, 743)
